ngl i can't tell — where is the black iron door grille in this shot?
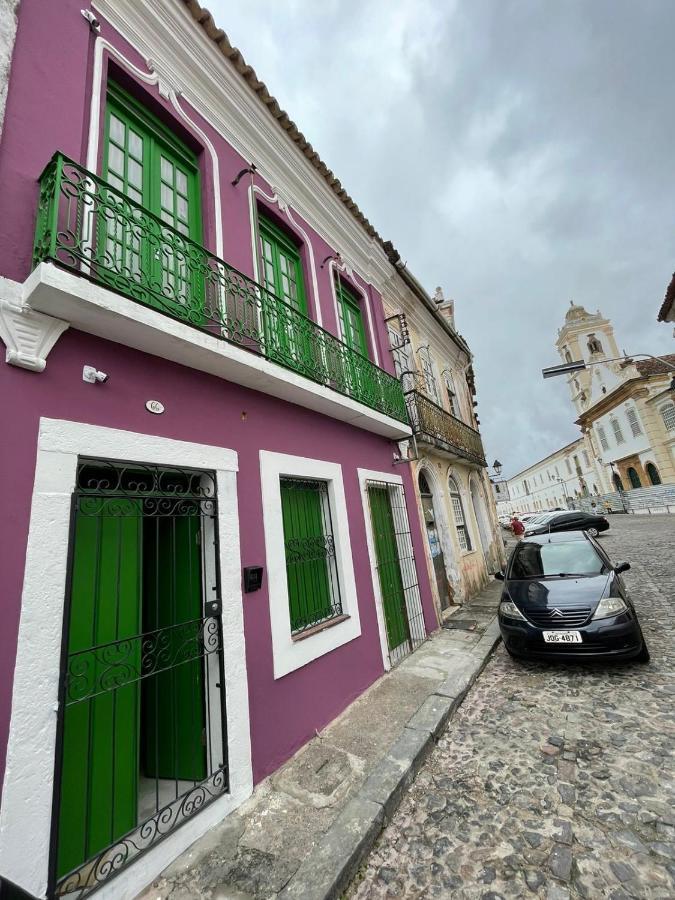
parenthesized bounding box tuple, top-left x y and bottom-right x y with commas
(49, 459, 228, 898)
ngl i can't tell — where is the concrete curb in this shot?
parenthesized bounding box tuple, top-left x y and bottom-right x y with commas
(278, 622, 502, 900)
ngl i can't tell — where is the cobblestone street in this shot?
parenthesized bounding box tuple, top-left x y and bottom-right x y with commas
(349, 515, 675, 899)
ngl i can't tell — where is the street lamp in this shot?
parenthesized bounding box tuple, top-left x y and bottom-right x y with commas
(492, 459, 503, 476)
(543, 353, 675, 380)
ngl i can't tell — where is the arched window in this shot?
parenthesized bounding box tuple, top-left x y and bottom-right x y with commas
(587, 334, 603, 354)
(448, 476, 472, 551)
(596, 425, 609, 452)
(627, 467, 641, 489)
(610, 417, 625, 445)
(660, 402, 675, 433)
(646, 463, 661, 486)
(625, 407, 643, 438)
(564, 349, 572, 363)
(613, 472, 624, 491)
(444, 372, 459, 418)
(418, 472, 431, 496)
(418, 347, 441, 406)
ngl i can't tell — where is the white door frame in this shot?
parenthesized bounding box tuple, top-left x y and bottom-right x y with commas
(0, 418, 253, 899)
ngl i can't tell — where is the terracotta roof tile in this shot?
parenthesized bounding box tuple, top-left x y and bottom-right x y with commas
(658, 272, 675, 322)
(634, 353, 675, 376)
(180, 0, 383, 243)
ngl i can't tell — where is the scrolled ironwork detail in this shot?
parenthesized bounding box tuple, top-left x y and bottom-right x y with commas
(65, 616, 221, 705)
(55, 768, 228, 899)
(406, 390, 487, 466)
(33, 152, 408, 424)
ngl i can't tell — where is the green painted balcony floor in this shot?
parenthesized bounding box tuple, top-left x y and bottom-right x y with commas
(32, 153, 408, 428)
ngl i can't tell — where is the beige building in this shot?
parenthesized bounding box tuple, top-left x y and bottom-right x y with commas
(382, 257, 504, 617)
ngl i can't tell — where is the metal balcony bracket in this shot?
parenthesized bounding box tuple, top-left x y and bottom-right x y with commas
(0, 298, 69, 372)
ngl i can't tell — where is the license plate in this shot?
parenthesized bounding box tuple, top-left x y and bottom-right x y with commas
(543, 631, 582, 643)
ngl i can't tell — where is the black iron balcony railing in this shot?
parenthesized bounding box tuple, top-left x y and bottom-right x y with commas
(32, 153, 408, 424)
(406, 390, 487, 466)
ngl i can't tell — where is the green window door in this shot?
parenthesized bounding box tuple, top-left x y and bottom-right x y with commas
(367, 484, 410, 653)
(258, 214, 311, 373)
(335, 279, 377, 403)
(336, 280, 368, 358)
(102, 84, 202, 316)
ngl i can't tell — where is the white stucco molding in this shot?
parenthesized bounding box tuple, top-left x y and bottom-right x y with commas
(0, 419, 252, 900)
(0, 279, 69, 372)
(260, 451, 361, 679)
(23, 264, 411, 441)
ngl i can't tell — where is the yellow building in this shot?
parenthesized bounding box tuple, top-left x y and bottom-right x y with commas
(382, 262, 504, 619)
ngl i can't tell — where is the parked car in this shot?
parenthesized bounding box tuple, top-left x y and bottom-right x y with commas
(495, 531, 649, 662)
(524, 509, 609, 538)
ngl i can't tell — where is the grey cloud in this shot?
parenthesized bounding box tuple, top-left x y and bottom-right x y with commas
(213, 0, 675, 476)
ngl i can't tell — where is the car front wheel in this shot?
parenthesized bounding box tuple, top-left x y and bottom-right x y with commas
(587, 526, 599, 537)
(636, 640, 650, 664)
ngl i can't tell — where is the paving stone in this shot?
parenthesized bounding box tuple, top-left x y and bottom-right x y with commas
(348, 516, 675, 900)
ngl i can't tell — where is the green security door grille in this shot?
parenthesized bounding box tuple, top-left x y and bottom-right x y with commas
(280, 477, 342, 633)
(367, 484, 410, 653)
(102, 84, 202, 314)
(52, 461, 227, 899)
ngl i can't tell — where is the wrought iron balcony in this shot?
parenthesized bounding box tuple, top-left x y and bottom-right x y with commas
(32, 153, 408, 424)
(406, 390, 487, 467)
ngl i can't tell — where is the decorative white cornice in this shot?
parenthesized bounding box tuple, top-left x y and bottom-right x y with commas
(91, 0, 394, 287)
(0, 298, 69, 372)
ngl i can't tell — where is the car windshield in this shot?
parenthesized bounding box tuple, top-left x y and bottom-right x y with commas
(509, 540, 607, 579)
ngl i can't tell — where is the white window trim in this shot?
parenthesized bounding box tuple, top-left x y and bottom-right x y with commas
(357, 469, 428, 671)
(260, 451, 360, 679)
(0, 419, 253, 900)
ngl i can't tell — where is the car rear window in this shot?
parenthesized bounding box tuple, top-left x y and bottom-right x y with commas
(509, 540, 607, 579)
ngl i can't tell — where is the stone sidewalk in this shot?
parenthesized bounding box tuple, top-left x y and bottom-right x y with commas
(138, 580, 502, 900)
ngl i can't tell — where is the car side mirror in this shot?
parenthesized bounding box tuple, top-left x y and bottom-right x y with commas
(495, 571, 505, 581)
(614, 561, 630, 574)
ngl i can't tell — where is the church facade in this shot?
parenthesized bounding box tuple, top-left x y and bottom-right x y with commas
(498, 303, 675, 516)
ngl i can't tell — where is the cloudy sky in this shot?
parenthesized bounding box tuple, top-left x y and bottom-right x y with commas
(212, 0, 675, 477)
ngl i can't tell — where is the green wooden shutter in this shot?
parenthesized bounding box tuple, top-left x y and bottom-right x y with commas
(367, 485, 409, 652)
(142, 512, 206, 783)
(280, 479, 337, 632)
(57, 503, 142, 878)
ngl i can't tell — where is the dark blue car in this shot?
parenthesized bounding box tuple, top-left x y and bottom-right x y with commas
(496, 531, 649, 662)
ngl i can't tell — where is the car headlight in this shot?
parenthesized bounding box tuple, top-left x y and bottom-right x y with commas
(592, 596, 628, 620)
(500, 600, 526, 620)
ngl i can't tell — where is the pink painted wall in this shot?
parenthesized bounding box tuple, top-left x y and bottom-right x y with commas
(0, 0, 437, 794)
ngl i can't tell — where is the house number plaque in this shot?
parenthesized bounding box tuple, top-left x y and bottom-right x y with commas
(145, 400, 165, 414)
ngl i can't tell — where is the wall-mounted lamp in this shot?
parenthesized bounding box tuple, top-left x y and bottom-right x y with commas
(231, 163, 257, 187)
(320, 253, 342, 269)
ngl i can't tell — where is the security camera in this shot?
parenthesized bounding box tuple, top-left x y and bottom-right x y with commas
(83, 365, 109, 384)
(81, 9, 101, 32)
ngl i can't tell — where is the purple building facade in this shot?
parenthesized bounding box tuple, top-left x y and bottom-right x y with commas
(0, 2, 438, 897)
